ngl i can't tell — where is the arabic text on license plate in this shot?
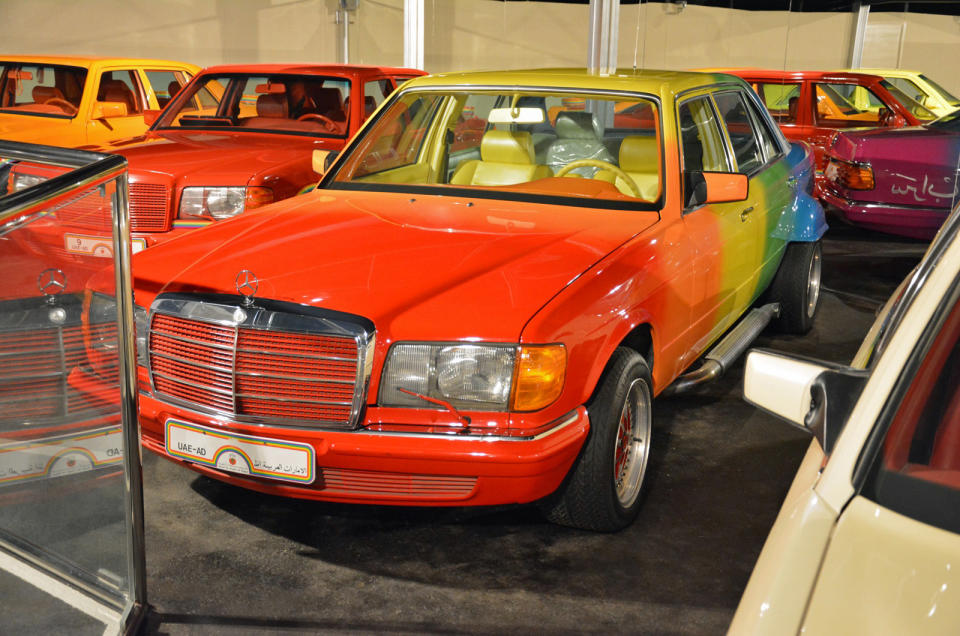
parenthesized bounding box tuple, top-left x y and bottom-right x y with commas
(63, 233, 146, 258)
(165, 419, 315, 484)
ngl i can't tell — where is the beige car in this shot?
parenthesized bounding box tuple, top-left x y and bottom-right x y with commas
(731, 203, 960, 634)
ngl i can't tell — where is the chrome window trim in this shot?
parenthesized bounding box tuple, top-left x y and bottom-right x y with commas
(146, 295, 375, 430)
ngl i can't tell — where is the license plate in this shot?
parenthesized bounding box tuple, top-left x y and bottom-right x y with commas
(63, 233, 147, 258)
(0, 426, 124, 487)
(165, 419, 315, 484)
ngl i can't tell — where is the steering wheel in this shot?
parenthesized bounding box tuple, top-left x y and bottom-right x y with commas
(297, 112, 338, 132)
(555, 159, 641, 198)
(44, 98, 78, 115)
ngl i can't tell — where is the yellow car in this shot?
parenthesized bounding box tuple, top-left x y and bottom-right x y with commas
(838, 68, 960, 118)
(0, 55, 200, 148)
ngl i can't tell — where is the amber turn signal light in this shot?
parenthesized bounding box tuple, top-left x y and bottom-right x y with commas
(245, 186, 274, 209)
(510, 344, 567, 412)
(828, 158, 874, 190)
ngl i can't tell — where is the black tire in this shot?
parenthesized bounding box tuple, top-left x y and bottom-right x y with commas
(765, 240, 822, 335)
(539, 347, 653, 532)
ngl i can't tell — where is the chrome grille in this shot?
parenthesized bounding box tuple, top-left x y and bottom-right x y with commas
(148, 297, 373, 429)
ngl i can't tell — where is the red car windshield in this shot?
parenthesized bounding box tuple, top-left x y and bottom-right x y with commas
(328, 88, 663, 205)
(155, 73, 352, 137)
(0, 63, 87, 119)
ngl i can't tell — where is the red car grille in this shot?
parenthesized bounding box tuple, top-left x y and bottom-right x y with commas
(0, 324, 111, 426)
(52, 183, 170, 232)
(318, 468, 476, 499)
(149, 313, 361, 427)
(129, 183, 170, 232)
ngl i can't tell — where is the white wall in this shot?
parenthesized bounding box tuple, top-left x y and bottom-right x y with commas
(0, 0, 955, 94)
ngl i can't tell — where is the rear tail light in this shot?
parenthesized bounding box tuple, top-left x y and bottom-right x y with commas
(826, 157, 875, 190)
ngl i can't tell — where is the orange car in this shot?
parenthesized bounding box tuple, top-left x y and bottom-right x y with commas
(0, 55, 200, 148)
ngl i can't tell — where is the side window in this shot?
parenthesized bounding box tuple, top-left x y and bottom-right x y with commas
(97, 70, 143, 115)
(713, 91, 763, 174)
(754, 82, 801, 124)
(742, 94, 780, 161)
(677, 96, 730, 174)
(347, 93, 445, 178)
(145, 70, 188, 109)
(886, 77, 926, 105)
(815, 83, 886, 127)
(864, 289, 960, 534)
(362, 79, 393, 120)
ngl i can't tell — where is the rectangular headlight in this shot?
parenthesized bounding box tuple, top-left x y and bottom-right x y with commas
(380, 343, 516, 411)
(179, 186, 246, 220)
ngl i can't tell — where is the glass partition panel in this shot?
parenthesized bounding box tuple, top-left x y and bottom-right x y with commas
(0, 143, 143, 634)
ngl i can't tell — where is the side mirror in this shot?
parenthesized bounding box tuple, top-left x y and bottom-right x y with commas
(143, 109, 161, 126)
(92, 101, 128, 120)
(744, 349, 869, 453)
(312, 149, 338, 175)
(684, 171, 748, 207)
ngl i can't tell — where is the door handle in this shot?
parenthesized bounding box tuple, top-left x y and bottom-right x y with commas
(787, 176, 799, 189)
(740, 206, 755, 222)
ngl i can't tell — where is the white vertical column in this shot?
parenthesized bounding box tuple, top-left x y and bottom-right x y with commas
(404, 0, 425, 71)
(849, 1, 870, 69)
(588, 0, 620, 75)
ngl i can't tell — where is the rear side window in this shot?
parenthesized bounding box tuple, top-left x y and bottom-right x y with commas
(753, 81, 801, 124)
(863, 284, 960, 534)
(362, 79, 393, 120)
(814, 83, 887, 128)
(145, 70, 190, 108)
(677, 96, 730, 173)
(713, 91, 763, 174)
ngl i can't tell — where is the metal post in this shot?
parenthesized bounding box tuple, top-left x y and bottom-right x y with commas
(588, 0, 620, 75)
(110, 169, 149, 628)
(849, 1, 870, 69)
(336, 1, 352, 64)
(404, 0, 425, 70)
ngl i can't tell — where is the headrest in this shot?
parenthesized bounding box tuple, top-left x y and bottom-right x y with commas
(313, 87, 343, 112)
(620, 136, 659, 174)
(32, 86, 64, 103)
(364, 95, 378, 117)
(480, 130, 534, 165)
(168, 81, 182, 98)
(100, 80, 135, 109)
(555, 111, 601, 140)
(257, 93, 288, 118)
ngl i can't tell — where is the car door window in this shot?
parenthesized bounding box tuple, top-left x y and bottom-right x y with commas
(144, 70, 191, 109)
(863, 284, 960, 534)
(362, 79, 393, 120)
(752, 81, 801, 124)
(97, 70, 143, 116)
(713, 91, 763, 174)
(742, 94, 780, 161)
(814, 83, 887, 128)
(677, 96, 730, 174)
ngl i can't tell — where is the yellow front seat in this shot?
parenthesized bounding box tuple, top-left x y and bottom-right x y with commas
(451, 130, 553, 186)
(599, 135, 660, 200)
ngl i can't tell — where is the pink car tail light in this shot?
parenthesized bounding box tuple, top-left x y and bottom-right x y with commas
(827, 157, 875, 190)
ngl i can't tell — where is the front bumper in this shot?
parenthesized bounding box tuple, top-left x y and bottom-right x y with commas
(134, 390, 590, 507)
(820, 189, 948, 240)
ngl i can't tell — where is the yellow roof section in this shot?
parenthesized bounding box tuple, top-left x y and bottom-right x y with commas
(403, 67, 742, 98)
(0, 54, 200, 71)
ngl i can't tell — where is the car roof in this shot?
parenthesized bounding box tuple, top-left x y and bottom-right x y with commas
(706, 67, 886, 83)
(0, 55, 198, 69)
(398, 67, 744, 98)
(197, 63, 426, 78)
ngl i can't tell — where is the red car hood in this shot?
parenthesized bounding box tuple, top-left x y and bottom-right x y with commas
(129, 189, 660, 341)
(98, 131, 340, 184)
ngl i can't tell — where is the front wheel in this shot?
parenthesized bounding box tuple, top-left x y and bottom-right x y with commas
(540, 347, 653, 532)
(765, 240, 822, 334)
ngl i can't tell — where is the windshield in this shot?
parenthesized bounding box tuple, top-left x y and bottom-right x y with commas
(921, 74, 960, 107)
(155, 73, 352, 137)
(326, 88, 662, 205)
(880, 80, 937, 121)
(0, 62, 87, 119)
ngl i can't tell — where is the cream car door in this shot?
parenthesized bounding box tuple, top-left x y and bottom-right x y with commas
(803, 273, 960, 634)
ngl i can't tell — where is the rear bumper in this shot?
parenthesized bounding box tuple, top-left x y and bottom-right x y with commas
(821, 190, 948, 240)
(136, 391, 589, 507)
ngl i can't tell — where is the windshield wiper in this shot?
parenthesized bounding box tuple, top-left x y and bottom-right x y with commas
(397, 388, 472, 433)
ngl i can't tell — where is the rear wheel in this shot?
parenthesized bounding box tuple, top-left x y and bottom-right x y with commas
(766, 240, 822, 334)
(540, 347, 653, 532)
